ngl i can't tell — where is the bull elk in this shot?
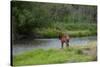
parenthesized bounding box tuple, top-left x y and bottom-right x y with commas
(59, 32, 70, 48)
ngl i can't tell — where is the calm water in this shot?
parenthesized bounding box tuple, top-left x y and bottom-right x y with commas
(12, 36, 97, 55)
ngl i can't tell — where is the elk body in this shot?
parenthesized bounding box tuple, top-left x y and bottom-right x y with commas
(59, 33, 70, 48)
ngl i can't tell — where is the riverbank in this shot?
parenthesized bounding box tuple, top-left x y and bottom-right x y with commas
(34, 23, 97, 38)
(13, 41, 97, 66)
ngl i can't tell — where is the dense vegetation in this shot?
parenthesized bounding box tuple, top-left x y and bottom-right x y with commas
(11, 1, 97, 40)
(13, 41, 97, 66)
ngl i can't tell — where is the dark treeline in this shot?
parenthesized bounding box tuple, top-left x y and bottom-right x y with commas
(11, 1, 97, 40)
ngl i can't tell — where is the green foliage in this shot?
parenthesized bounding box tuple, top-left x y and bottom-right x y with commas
(11, 1, 97, 39)
(34, 23, 97, 38)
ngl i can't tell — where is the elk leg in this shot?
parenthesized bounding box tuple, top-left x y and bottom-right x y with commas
(67, 43, 69, 47)
(66, 40, 69, 47)
(61, 42, 63, 48)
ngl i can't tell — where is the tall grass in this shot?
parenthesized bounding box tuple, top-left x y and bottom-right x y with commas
(13, 42, 97, 66)
(34, 22, 97, 38)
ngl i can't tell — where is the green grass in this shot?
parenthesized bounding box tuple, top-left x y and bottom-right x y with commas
(34, 22, 97, 38)
(13, 42, 97, 66)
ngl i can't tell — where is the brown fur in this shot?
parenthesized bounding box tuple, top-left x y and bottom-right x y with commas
(59, 33, 70, 48)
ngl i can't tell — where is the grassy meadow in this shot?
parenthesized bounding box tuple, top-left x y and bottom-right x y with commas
(13, 41, 97, 66)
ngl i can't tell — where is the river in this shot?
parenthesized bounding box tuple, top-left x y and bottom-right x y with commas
(12, 36, 97, 55)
